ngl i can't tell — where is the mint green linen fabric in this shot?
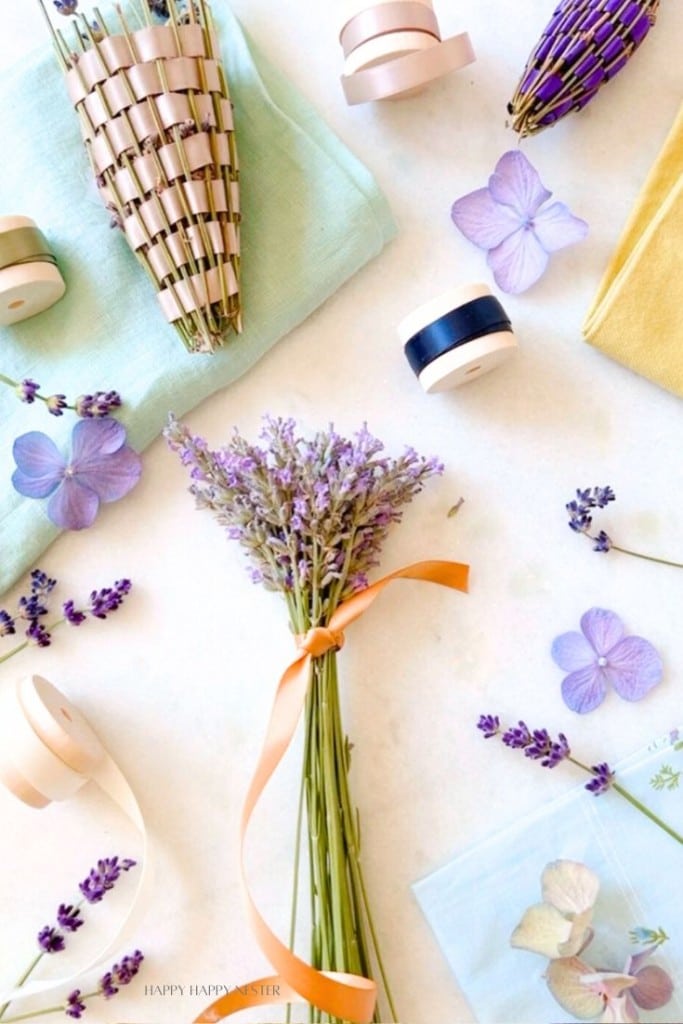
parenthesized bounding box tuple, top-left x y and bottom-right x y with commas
(0, 7, 395, 595)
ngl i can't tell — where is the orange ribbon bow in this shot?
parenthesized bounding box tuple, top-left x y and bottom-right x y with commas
(194, 559, 469, 1024)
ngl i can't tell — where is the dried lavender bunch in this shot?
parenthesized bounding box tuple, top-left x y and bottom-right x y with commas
(166, 414, 444, 1022)
(508, 0, 660, 136)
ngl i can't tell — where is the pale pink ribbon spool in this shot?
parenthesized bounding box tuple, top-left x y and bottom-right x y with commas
(339, 0, 475, 104)
(0, 675, 151, 1006)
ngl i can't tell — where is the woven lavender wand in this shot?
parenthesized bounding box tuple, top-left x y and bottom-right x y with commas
(508, 0, 660, 136)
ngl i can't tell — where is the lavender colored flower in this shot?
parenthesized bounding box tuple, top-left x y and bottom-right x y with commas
(585, 761, 615, 795)
(450, 150, 588, 294)
(37, 925, 65, 953)
(552, 608, 663, 713)
(16, 378, 40, 403)
(79, 856, 137, 904)
(88, 579, 132, 618)
(165, 415, 442, 617)
(12, 418, 142, 530)
(54, 0, 78, 13)
(63, 600, 87, 625)
(31, 568, 57, 595)
(477, 714, 501, 738)
(27, 620, 52, 647)
(57, 903, 84, 932)
(65, 989, 87, 1019)
(46, 394, 68, 416)
(74, 391, 123, 418)
(0, 609, 16, 636)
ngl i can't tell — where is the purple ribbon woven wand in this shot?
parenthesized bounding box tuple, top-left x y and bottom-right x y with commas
(508, 0, 660, 136)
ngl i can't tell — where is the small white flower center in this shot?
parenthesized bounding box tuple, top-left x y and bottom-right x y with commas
(597, 655, 608, 667)
(64, 464, 75, 478)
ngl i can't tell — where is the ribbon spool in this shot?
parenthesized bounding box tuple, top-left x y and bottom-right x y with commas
(0, 674, 150, 1006)
(0, 215, 66, 326)
(399, 283, 518, 392)
(339, 0, 475, 105)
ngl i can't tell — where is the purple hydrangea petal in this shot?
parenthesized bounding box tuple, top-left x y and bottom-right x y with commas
(70, 417, 127, 463)
(488, 150, 552, 217)
(561, 664, 607, 714)
(605, 635, 663, 702)
(450, 187, 521, 249)
(487, 226, 549, 294)
(531, 201, 589, 253)
(12, 432, 65, 497)
(551, 630, 596, 672)
(630, 964, 674, 1010)
(580, 607, 625, 657)
(47, 479, 100, 530)
(73, 444, 142, 503)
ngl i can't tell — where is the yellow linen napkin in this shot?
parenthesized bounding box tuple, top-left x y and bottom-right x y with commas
(583, 102, 683, 396)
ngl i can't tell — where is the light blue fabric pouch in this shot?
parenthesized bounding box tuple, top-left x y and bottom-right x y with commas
(413, 731, 683, 1023)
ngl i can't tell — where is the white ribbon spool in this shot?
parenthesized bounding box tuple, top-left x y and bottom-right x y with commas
(0, 674, 151, 1006)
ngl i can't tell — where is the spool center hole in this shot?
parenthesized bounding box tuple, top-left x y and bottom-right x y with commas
(60, 706, 73, 722)
(8, 299, 25, 310)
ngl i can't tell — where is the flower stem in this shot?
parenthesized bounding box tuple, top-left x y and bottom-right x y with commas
(610, 544, 683, 570)
(569, 757, 683, 846)
(0, 953, 43, 1020)
(0, 619, 66, 666)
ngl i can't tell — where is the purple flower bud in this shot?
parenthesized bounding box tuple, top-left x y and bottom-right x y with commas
(46, 394, 68, 416)
(63, 600, 87, 626)
(65, 989, 87, 1018)
(477, 714, 500, 739)
(26, 620, 51, 647)
(37, 925, 65, 953)
(78, 856, 137, 904)
(585, 761, 615, 795)
(15, 378, 40, 403)
(57, 904, 84, 932)
(0, 609, 16, 637)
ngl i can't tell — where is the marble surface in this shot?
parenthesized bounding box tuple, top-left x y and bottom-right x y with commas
(1, 2, 682, 1023)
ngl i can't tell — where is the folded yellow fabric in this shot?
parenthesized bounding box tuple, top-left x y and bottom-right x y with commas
(583, 102, 683, 396)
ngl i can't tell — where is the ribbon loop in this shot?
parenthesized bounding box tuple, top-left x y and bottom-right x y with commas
(296, 625, 345, 657)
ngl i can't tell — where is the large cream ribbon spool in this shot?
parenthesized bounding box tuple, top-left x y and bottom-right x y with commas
(0, 216, 66, 326)
(339, 0, 475, 104)
(0, 674, 151, 1006)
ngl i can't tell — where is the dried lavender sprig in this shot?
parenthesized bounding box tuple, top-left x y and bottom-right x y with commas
(0, 860, 138, 1021)
(0, 575, 132, 666)
(0, 951, 144, 1022)
(566, 485, 683, 567)
(477, 715, 683, 846)
(1, 373, 123, 419)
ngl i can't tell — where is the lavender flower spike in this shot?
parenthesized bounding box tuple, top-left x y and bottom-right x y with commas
(451, 150, 588, 294)
(12, 418, 142, 530)
(65, 989, 87, 1019)
(78, 856, 137, 904)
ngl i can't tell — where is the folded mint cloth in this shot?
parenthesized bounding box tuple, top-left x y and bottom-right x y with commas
(413, 731, 683, 1023)
(0, 7, 394, 595)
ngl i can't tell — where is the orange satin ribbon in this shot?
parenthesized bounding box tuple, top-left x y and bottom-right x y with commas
(193, 559, 469, 1024)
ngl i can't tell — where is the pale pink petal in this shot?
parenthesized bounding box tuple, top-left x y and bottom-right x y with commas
(532, 201, 589, 252)
(561, 664, 607, 713)
(551, 631, 595, 672)
(605, 635, 663, 701)
(450, 187, 521, 249)
(47, 479, 99, 530)
(545, 958, 605, 1020)
(599, 995, 640, 1023)
(487, 226, 549, 294)
(541, 860, 600, 917)
(510, 903, 574, 958)
(488, 150, 551, 217)
(580, 607, 625, 656)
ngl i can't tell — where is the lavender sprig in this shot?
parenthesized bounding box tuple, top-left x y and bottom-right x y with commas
(1, 373, 122, 419)
(566, 485, 683, 568)
(0, 858, 138, 1022)
(0, 572, 132, 666)
(478, 715, 683, 848)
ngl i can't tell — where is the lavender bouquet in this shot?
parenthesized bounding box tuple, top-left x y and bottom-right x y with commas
(166, 415, 448, 1022)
